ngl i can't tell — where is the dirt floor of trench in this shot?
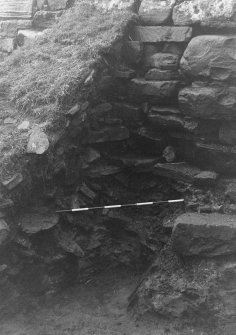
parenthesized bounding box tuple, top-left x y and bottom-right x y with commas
(1, 268, 210, 335)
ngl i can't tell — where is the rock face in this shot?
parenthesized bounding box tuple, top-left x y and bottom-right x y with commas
(179, 83, 236, 119)
(180, 35, 236, 82)
(173, 0, 236, 28)
(172, 213, 236, 257)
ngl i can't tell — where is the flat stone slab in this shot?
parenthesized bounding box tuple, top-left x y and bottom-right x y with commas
(172, 213, 236, 257)
(19, 208, 59, 234)
(180, 35, 236, 82)
(133, 26, 192, 43)
(148, 111, 198, 131)
(130, 79, 180, 99)
(0, 0, 34, 19)
(145, 69, 180, 81)
(87, 126, 129, 143)
(154, 162, 217, 184)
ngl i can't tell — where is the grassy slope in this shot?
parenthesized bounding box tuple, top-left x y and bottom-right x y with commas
(0, 0, 134, 179)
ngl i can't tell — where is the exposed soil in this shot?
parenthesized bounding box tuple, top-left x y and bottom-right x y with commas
(1, 268, 209, 335)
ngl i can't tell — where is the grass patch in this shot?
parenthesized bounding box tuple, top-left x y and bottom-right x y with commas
(0, 0, 134, 124)
(0, 0, 135, 180)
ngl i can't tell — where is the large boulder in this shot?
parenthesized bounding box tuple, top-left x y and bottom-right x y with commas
(173, 0, 236, 28)
(172, 213, 236, 257)
(179, 82, 236, 120)
(180, 35, 236, 82)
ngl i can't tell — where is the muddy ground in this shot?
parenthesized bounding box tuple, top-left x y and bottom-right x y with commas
(1, 268, 210, 335)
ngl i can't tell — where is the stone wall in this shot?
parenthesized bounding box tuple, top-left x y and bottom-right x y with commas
(1, 0, 236, 332)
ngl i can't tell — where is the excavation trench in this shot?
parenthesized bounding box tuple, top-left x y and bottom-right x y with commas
(1, 1, 236, 333)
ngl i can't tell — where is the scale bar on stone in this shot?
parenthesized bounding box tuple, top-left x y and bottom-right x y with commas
(56, 199, 184, 213)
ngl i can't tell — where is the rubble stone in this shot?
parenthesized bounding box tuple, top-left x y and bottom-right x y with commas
(19, 208, 59, 234)
(27, 128, 49, 154)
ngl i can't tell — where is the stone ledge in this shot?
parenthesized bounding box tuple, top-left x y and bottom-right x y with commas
(133, 26, 192, 43)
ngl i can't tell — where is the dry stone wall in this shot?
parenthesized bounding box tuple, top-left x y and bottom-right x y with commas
(1, 0, 236, 332)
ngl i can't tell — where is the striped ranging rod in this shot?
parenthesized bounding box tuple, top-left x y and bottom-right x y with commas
(56, 199, 185, 213)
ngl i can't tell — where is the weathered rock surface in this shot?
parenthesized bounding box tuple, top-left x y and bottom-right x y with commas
(145, 53, 179, 70)
(17, 29, 43, 47)
(123, 41, 143, 65)
(180, 35, 236, 82)
(145, 69, 180, 81)
(94, 0, 141, 12)
(132, 248, 236, 328)
(225, 180, 236, 202)
(0, 38, 15, 53)
(2, 173, 23, 190)
(0, 20, 32, 37)
(19, 208, 59, 234)
(33, 10, 62, 29)
(195, 142, 236, 173)
(148, 111, 198, 131)
(219, 122, 236, 145)
(133, 26, 192, 43)
(0, 219, 9, 246)
(130, 79, 180, 100)
(27, 128, 49, 154)
(172, 213, 236, 257)
(47, 0, 68, 10)
(173, 0, 236, 28)
(179, 83, 236, 119)
(87, 126, 129, 143)
(154, 162, 217, 184)
(139, 0, 176, 25)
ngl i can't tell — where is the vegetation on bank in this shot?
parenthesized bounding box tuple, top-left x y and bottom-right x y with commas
(0, 0, 136, 180)
(0, 0, 134, 124)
